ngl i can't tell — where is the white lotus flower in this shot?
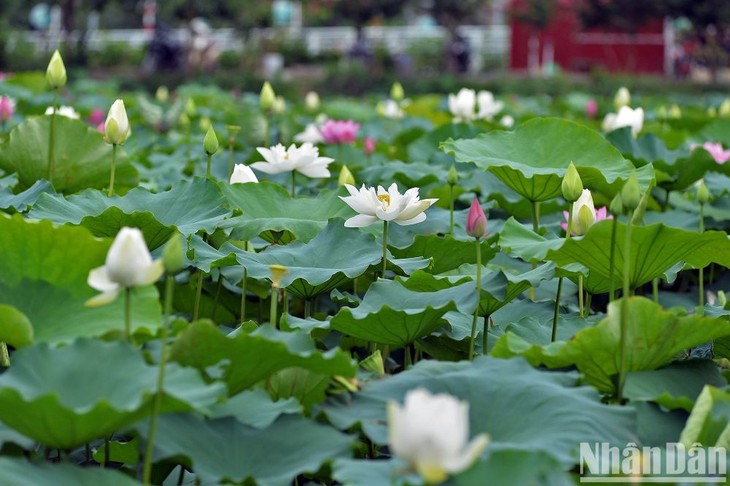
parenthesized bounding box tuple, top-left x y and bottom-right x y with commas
(251, 142, 334, 178)
(602, 106, 644, 137)
(570, 189, 597, 235)
(379, 99, 404, 119)
(104, 99, 130, 145)
(45, 105, 80, 119)
(339, 183, 437, 228)
(86, 227, 164, 306)
(293, 123, 324, 144)
(448, 88, 477, 122)
(388, 388, 489, 484)
(476, 90, 503, 120)
(230, 164, 259, 184)
(499, 115, 514, 128)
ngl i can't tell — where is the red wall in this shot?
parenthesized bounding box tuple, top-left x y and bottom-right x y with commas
(509, 0, 666, 74)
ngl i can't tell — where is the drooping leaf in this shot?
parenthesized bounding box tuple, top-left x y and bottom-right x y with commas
(0, 214, 161, 343)
(0, 457, 139, 486)
(143, 413, 354, 486)
(170, 321, 356, 395)
(679, 386, 730, 449)
(0, 339, 225, 448)
(441, 118, 636, 201)
(0, 116, 138, 193)
(0, 180, 55, 213)
(28, 177, 231, 249)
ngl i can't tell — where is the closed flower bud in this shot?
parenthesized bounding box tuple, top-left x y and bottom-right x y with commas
(720, 99, 730, 117)
(185, 98, 196, 117)
(338, 165, 355, 186)
(466, 198, 487, 239)
(260, 81, 276, 111)
(304, 91, 320, 111)
(155, 85, 169, 103)
(447, 164, 459, 186)
(697, 180, 710, 205)
(162, 233, 185, 273)
(390, 81, 405, 102)
(204, 126, 219, 155)
(609, 193, 623, 216)
(621, 173, 641, 211)
(561, 162, 583, 202)
(669, 104, 682, 119)
(613, 87, 630, 110)
(46, 50, 67, 89)
(718, 290, 727, 307)
(103, 99, 130, 145)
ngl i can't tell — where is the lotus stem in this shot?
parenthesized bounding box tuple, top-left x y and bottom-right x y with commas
(381, 220, 389, 279)
(228, 138, 235, 179)
(699, 203, 705, 313)
(124, 287, 132, 343)
(48, 91, 57, 184)
(529, 200, 540, 300)
(240, 268, 247, 324)
(142, 274, 175, 484)
(578, 275, 584, 317)
(0, 342, 9, 367)
(304, 299, 312, 319)
(206, 153, 212, 179)
(609, 216, 618, 301)
(108, 144, 117, 197)
(291, 171, 296, 198)
(617, 212, 634, 402)
(482, 315, 490, 354)
(448, 184, 454, 236)
(468, 239, 482, 360)
(269, 286, 278, 328)
(193, 272, 203, 321)
(211, 272, 223, 322)
(404, 345, 412, 369)
(652, 278, 659, 304)
(585, 292, 592, 315)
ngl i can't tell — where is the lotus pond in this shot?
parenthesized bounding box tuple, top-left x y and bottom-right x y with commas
(1, 57, 730, 485)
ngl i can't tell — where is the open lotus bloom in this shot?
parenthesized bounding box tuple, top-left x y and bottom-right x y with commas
(230, 164, 259, 184)
(45, 105, 80, 119)
(319, 119, 359, 144)
(293, 123, 325, 144)
(251, 142, 334, 178)
(378, 99, 404, 119)
(339, 183, 437, 228)
(602, 106, 644, 137)
(693, 141, 730, 164)
(388, 388, 489, 484)
(561, 189, 611, 236)
(86, 227, 164, 306)
(448, 88, 477, 122)
(476, 90, 503, 121)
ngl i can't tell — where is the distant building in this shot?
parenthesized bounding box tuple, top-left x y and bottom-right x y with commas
(509, 0, 670, 75)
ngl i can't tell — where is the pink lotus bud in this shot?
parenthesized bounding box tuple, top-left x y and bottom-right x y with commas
(89, 108, 105, 126)
(364, 137, 376, 155)
(320, 119, 360, 144)
(585, 99, 598, 118)
(466, 198, 487, 239)
(0, 96, 15, 122)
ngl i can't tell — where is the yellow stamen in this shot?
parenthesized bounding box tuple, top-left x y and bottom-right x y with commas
(377, 194, 391, 207)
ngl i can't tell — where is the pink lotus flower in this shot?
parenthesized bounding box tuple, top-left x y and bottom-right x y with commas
(0, 96, 15, 122)
(466, 198, 487, 239)
(694, 142, 730, 164)
(320, 119, 360, 144)
(364, 137, 376, 155)
(585, 99, 598, 118)
(89, 108, 105, 126)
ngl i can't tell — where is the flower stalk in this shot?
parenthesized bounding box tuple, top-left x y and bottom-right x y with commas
(468, 241, 482, 360)
(381, 220, 389, 279)
(108, 144, 117, 197)
(48, 92, 57, 184)
(0, 342, 9, 367)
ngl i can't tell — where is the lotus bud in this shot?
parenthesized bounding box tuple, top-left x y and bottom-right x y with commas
(269, 264, 288, 289)
(260, 81, 276, 111)
(657, 106, 667, 120)
(720, 99, 730, 117)
(338, 165, 355, 186)
(204, 126, 219, 155)
(696, 180, 710, 205)
(103, 99, 130, 145)
(162, 233, 185, 273)
(46, 50, 67, 89)
(390, 82, 405, 102)
(466, 198, 487, 239)
(613, 86, 630, 110)
(199, 116, 211, 132)
(719, 290, 727, 308)
(561, 162, 583, 202)
(447, 164, 459, 186)
(363, 137, 375, 155)
(669, 104, 682, 119)
(155, 85, 169, 103)
(179, 113, 190, 128)
(304, 91, 320, 111)
(273, 95, 286, 114)
(609, 193, 623, 217)
(185, 98, 196, 117)
(621, 173, 641, 211)
(0, 96, 15, 122)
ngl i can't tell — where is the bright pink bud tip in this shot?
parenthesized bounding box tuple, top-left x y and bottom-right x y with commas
(364, 137, 376, 155)
(466, 198, 487, 238)
(0, 96, 15, 122)
(585, 99, 598, 118)
(89, 108, 105, 126)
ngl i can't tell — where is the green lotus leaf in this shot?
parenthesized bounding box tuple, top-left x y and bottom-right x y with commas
(28, 177, 230, 249)
(208, 388, 301, 428)
(320, 356, 636, 468)
(494, 297, 730, 394)
(142, 413, 353, 485)
(679, 385, 730, 448)
(0, 457, 139, 486)
(170, 321, 356, 395)
(0, 180, 55, 213)
(390, 235, 498, 275)
(0, 116, 138, 193)
(441, 118, 636, 201)
(0, 339, 226, 448)
(624, 360, 727, 412)
(455, 449, 574, 486)
(358, 160, 444, 188)
(220, 181, 352, 243)
(547, 220, 730, 295)
(329, 277, 478, 347)
(0, 214, 161, 343)
(699, 118, 730, 146)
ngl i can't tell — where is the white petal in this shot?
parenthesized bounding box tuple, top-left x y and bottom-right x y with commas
(250, 161, 286, 175)
(344, 214, 379, 227)
(442, 434, 490, 473)
(393, 212, 427, 226)
(132, 259, 164, 287)
(85, 289, 121, 307)
(87, 265, 119, 292)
